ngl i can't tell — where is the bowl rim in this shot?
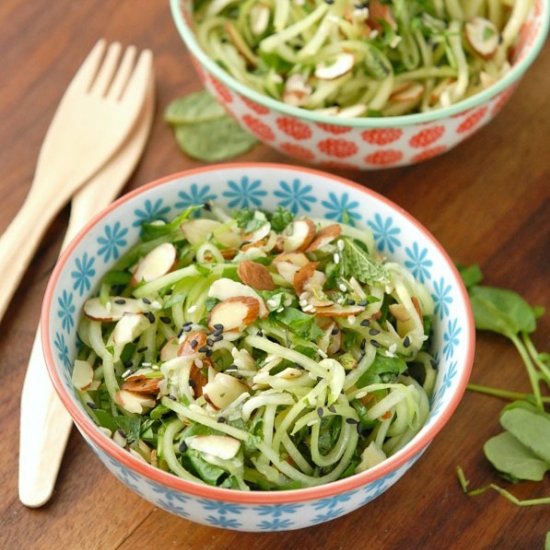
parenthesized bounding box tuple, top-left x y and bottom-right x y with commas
(42, 162, 475, 504)
(170, 0, 550, 129)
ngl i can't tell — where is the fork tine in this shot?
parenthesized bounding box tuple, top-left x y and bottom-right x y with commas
(90, 42, 122, 97)
(66, 40, 107, 94)
(107, 45, 137, 100)
(119, 49, 154, 103)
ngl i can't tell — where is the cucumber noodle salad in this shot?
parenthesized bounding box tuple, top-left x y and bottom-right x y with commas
(192, 0, 532, 117)
(73, 203, 438, 490)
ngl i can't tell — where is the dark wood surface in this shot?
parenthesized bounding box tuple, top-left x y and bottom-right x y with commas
(1, 2, 548, 549)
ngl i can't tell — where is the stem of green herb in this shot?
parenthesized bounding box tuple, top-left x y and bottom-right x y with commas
(522, 332, 550, 386)
(509, 333, 543, 411)
(467, 383, 550, 403)
(455, 465, 470, 492)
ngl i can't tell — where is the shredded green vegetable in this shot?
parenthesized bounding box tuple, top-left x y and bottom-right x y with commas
(192, 0, 532, 117)
(74, 203, 436, 490)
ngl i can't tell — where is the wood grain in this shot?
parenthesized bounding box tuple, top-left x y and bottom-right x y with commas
(0, 2, 548, 549)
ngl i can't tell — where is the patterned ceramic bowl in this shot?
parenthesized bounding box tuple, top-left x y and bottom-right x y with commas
(43, 164, 474, 531)
(170, 0, 549, 170)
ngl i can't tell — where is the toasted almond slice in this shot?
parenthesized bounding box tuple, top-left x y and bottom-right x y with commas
(181, 219, 241, 248)
(121, 374, 161, 395)
(131, 243, 177, 285)
(203, 372, 248, 410)
(315, 53, 355, 80)
(238, 260, 275, 291)
(283, 74, 312, 107)
(189, 362, 209, 397)
(220, 248, 238, 260)
(283, 219, 316, 253)
(293, 262, 319, 293)
(186, 434, 241, 460)
(274, 261, 300, 285)
(209, 296, 260, 331)
(160, 337, 180, 361)
(84, 297, 148, 322)
(465, 17, 499, 59)
(306, 224, 342, 252)
(112, 313, 149, 346)
(314, 304, 366, 318)
(411, 296, 423, 319)
(327, 324, 342, 355)
(72, 360, 94, 391)
(179, 331, 208, 356)
(114, 390, 156, 414)
(389, 303, 411, 322)
(391, 82, 424, 103)
(368, 0, 397, 31)
(273, 252, 309, 266)
(244, 222, 271, 244)
(209, 278, 268, 317)
(241, 237, 268, 252)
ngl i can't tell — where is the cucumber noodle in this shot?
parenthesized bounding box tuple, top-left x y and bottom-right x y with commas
(74, 203, 437, 490)
(192, 0, 532, 117)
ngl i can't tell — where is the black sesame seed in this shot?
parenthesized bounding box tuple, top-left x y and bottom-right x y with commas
(190, 339, 198, 349)
(217, 416, 226, 423)
(189, 379, 196, 388)
(169, 394, 177, 400)
(213, 334, 224, 342)
(360, 319, 370, 327)
(403, 336, 411, 348)
(213, 323, 224, 330)
(205, 349, 213, 357)
(317, 407, 324, 418)
(347, 299, 356, 306)
(137, 346, 148, 353)
(356, 423, 363, 435)
(358, 300, 368, 307)
(177, 329, 184, 338)
(203, 201, 212, 211)
(371, 339, 381, 348)
(87, 401, 98, 410)
(257, 329, 264, 337)
(123, 360, 133, 369)
(160, 316, 171, 324)
(117, 428, 127, 438)
(179, 440, 188, 453)
(198, 345, 209, 353)
(142, 298, 151, 305)
(331, 326, 339, 335)
(360, 338, 366, 350)
(369, 328, 380, 336)
(114, 298, 126, 305)
(207, 339, 214, 347)
(145, 312, 155, 323)
(328, 405, 336, 413)
(345, 418, 359, 425)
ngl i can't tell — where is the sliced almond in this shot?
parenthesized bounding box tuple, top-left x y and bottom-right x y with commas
(282, 219, 316, 253)
(237, 260, 275, 291)
(389, 303, 411, 323)
(186, 434, 241, 460)
(131, 243, 177, 285)
(411, 296, 423, 320)
(178, 331, 207, 356)
(328, 325, 342, 355)
(274, 261, 300, 285)
(391, 82, 424, 103)
(112, 313, 149, 346)
(189, 362, 209, 397)
(293, 262, 319, 294)
(244, 222, 271, 244)
(315, 53, 355, 80)
(181, 219, 241, 248)
(241, 237, 268, 253)
(72, 359, 94, 391)
(273, 252, 309, 267)
(161, 337, 180, 361)
(84, 297, 148, 322)
(114, 390, 156, 414)
(121, 374, 161, 395)
(208, 278, 268, 317)
(220, 248, 238, 260)
(203, 372, 248, 410)
(368, 0, 397, 31)
(209, 297, 260, 332)
(314, 304, 366, 318)
(283, 74, 312, 107)
(465, 17, 499, 59)
(306, 224, 342, 252)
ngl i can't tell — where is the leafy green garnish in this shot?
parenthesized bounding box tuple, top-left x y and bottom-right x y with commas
(356, 354, 407, 387)
(339, 238, 389, 285)
(164, 91, 226, 125)
(269, 206, 294, 232)
(233, 208, 255, 229)
(275, 307, 324, 341)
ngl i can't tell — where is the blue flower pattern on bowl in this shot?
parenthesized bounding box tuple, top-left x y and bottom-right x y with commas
(368, 213, 401, 253)
(321, 192, 361, 226)
(57, 290, 75, 333)
(432, 277, 453, 319)
(49, 170, 470, 532)
(223, 176, 267, 208)
(175, 183, 217, 216)
(97, 222, 128, 262)
(274, 178, 317, 214)
(132, 198, 171, 227)
(404, 242, 433, 283)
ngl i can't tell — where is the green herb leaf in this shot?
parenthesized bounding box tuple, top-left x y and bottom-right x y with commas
(275, 307, 324, 341)
(500, 408, 550, 463)
(164, 91, 226, 125)
(340, 238, 389, 285)
(356, 354, 407, 387)
(269, 206, 294, 232)
(483, 431, 550, 482)
(114, 415, 142, 444)
(186, 449, 226, 485)
(174, 116, 257, 162)
(458, 263, 483, 289)
(232, 208, 255, 229)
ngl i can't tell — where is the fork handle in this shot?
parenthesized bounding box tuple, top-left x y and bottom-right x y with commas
(0, 191, 62, 322)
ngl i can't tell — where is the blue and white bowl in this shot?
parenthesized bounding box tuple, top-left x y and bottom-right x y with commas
(42, 163, 474, 531)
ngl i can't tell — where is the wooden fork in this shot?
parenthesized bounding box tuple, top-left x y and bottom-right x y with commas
(0, 40, 153, 322)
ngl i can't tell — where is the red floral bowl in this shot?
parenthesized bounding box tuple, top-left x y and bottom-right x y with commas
(170, 0, 549, 170)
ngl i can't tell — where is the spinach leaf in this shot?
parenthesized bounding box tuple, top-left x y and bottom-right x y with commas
(114, 415, 142, 444)
(457, 263, 483, 289)
(500, 408, 550, 463)
(339, 238, 390, 285)
(275, 307, 324, 341)
(185, 449, 226, 485)
(483, 431, 550, 482)
(356, 354, 407, 387)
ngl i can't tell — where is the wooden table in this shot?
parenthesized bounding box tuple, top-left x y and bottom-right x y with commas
(1, 2, 548, 548)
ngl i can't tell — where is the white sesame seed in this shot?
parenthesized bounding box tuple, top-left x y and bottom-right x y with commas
(333, 253, 340, 264)
(122, 369, 133, 378)
(142, 362, 152, 367)
(187, 305, 197, 314)
(317, 349, 328, 358)
(277, 307, 284, 312)
(339, 283, 347, 292)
